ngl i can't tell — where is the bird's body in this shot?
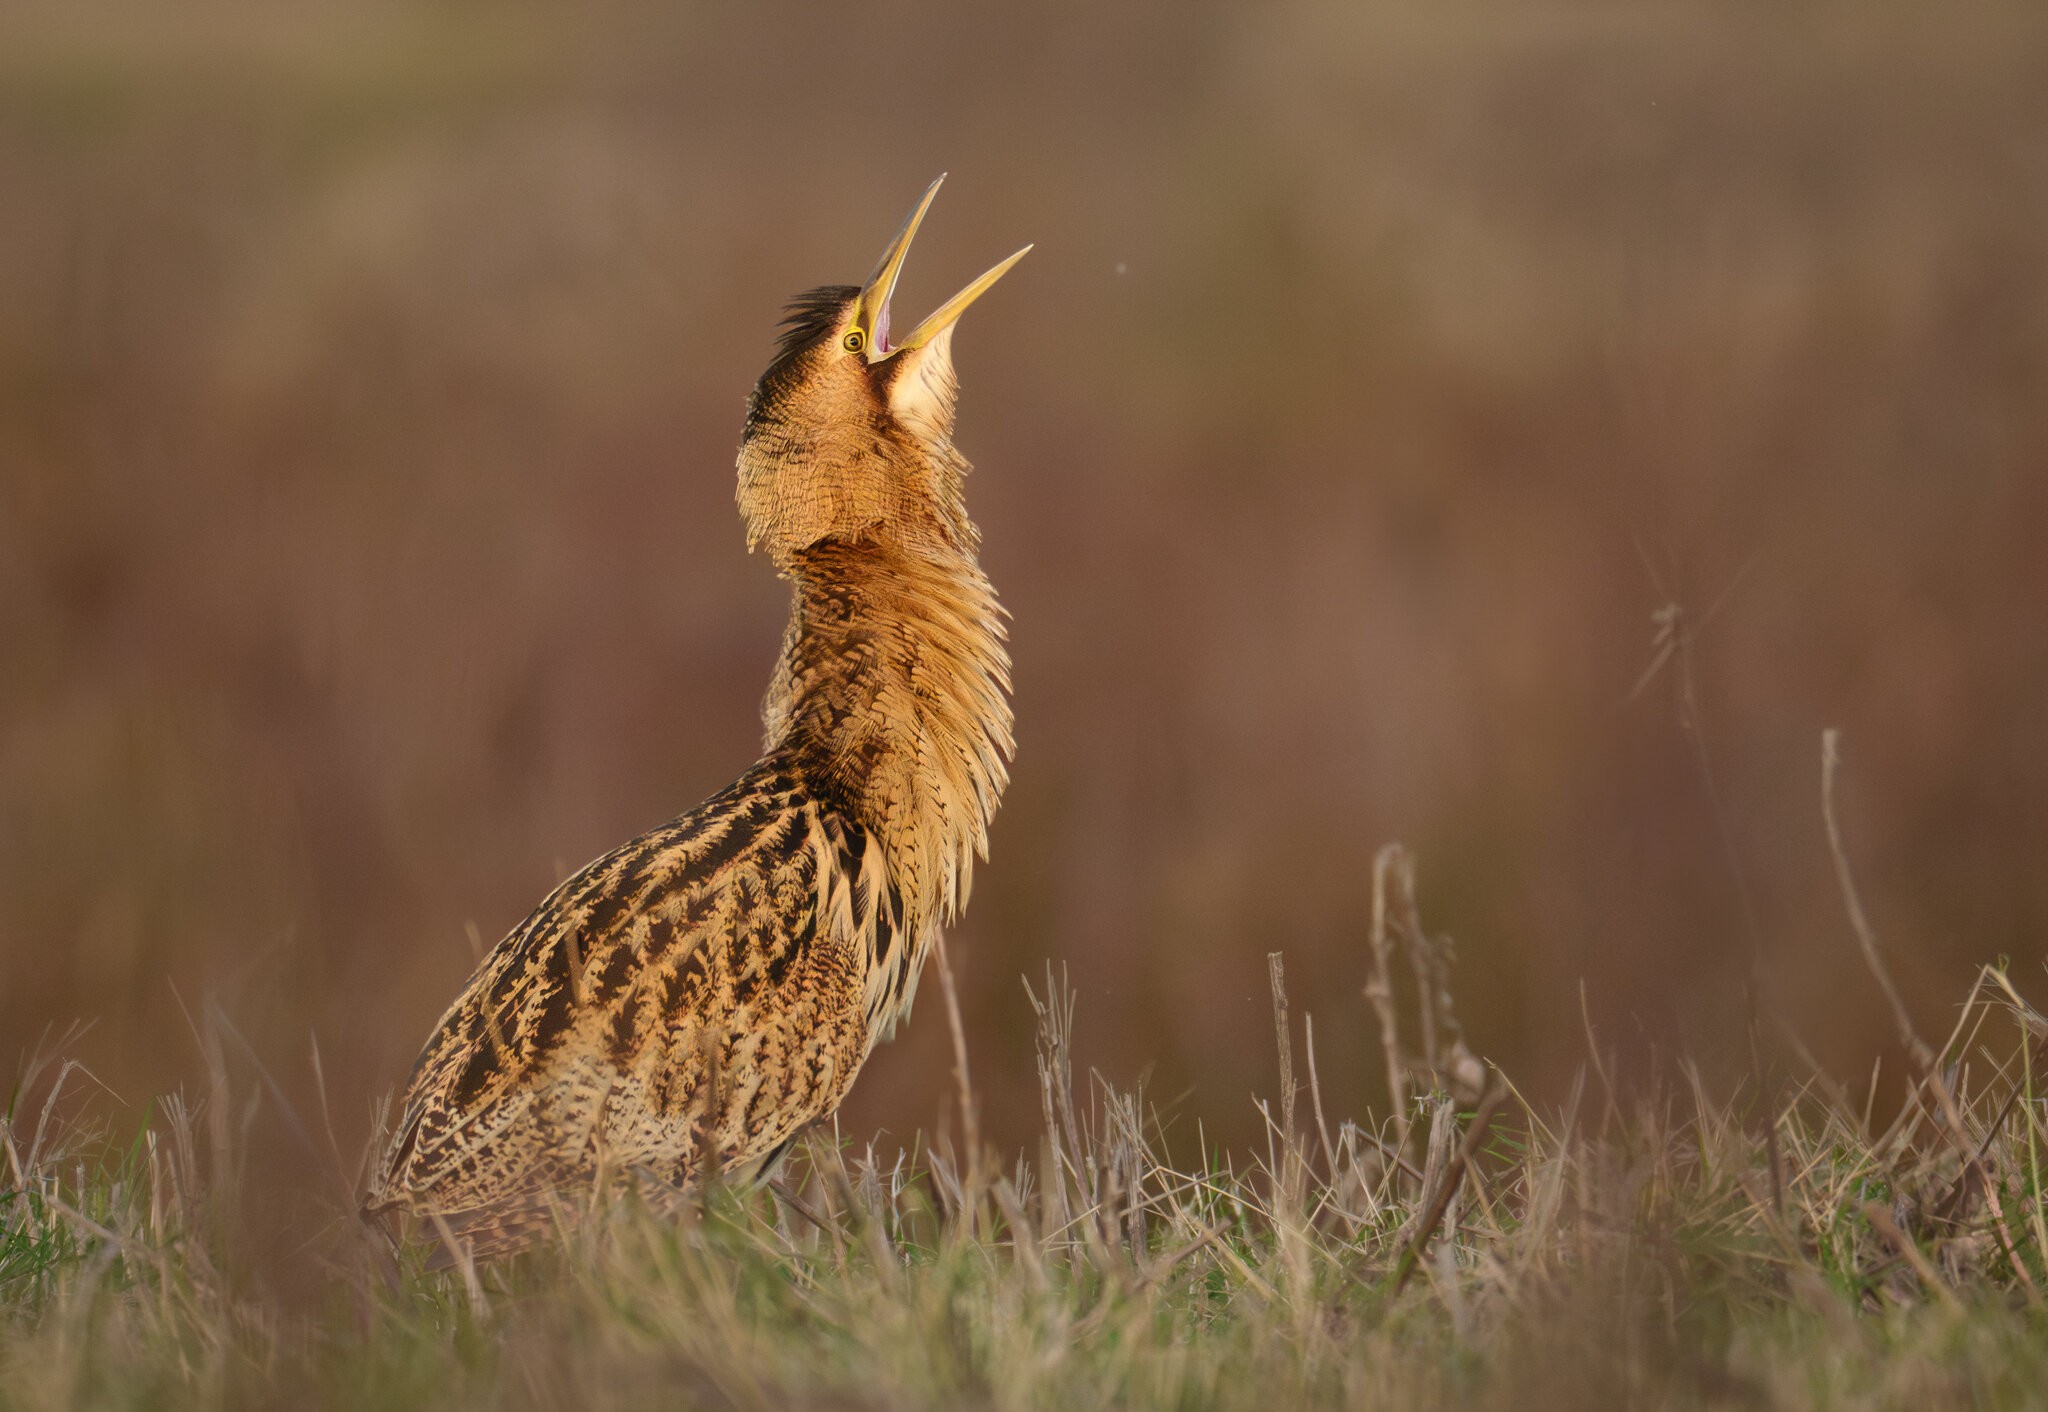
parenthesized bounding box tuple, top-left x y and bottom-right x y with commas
(364, 182, 1024, 1263)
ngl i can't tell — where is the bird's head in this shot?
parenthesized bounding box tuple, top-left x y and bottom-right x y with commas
(737, 177, 1028, 567)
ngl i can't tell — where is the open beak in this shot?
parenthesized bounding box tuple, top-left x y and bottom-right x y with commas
(853, 174, 1031, 363)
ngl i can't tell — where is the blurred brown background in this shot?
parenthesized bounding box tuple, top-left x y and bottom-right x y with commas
(4, 0, 2046, 1192)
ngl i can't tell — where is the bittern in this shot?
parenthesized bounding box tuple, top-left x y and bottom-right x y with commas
(364, 178, 1025, 1264)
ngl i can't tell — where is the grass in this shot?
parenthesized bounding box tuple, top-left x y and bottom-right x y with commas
(7, 837, 2048, 1411)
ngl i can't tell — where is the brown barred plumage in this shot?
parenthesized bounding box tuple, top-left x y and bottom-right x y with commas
(363, 180, 1025, 1264)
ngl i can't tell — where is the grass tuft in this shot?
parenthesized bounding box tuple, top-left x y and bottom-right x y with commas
(7, 841, 2048, 1409)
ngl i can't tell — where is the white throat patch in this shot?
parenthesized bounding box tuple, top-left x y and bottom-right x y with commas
(888, 327, 959, 444)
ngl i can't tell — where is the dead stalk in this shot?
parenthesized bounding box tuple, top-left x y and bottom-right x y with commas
(932, 931, 983, 1219)
(1367, 844, 1413, 1151)
(1391, 1079, 1512, 1295)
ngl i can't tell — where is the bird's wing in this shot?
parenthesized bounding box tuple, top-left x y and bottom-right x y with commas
(366, 759, 887, 1225)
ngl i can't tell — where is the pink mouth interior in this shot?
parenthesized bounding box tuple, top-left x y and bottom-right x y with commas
(874, 301, 892, 355)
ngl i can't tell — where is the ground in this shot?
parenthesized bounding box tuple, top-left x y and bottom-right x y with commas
(7, 883, 2048, 1411)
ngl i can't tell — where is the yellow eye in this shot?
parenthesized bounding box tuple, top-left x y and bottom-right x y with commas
(842, 329, 866, 354)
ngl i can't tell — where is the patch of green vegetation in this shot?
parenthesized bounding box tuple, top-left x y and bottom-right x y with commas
(7, 869, 2048, 1409)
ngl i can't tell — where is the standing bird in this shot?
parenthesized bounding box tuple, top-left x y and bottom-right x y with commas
(364, 179, 1026, 1264)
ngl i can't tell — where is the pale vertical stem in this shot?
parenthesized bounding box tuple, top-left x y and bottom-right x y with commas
(1367, 844, 1413, 1153)
(932, 931, 983, 1226)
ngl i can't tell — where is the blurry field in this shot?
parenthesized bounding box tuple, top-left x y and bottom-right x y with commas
(4, 0, 2048, 1401)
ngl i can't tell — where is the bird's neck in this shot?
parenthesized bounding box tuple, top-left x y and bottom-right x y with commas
(762, 534, 1013, 928)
